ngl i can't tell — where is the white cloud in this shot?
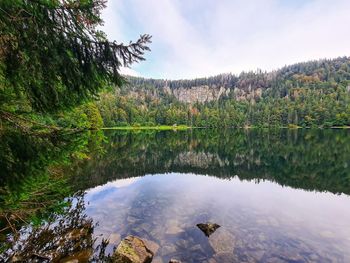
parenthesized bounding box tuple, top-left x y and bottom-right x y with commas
(102, 0, 350, 79)
(87, 177, 141, 195)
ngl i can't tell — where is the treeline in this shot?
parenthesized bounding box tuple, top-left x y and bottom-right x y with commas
(127, 73, 238, 89)
(97, 57, 350, 128)
(70, 129, 350, 195)
(0, 0, 150, 134)
(127, 57, 350, 93)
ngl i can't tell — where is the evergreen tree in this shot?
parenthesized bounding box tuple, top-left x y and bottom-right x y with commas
(0, 0, 151, 121)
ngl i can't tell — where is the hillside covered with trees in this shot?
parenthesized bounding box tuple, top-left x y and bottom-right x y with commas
(98, 57, 350, 128)
(0, 0, 151, 134)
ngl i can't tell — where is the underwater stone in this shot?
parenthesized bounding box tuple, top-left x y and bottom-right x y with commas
(208, 229, 235, 254)
(59, 249, 93, 263)
(143, 239, 160, 255)
(108, 233, 121, 245)
(166, 225, 184, 235)
(112, 235, 153, 263)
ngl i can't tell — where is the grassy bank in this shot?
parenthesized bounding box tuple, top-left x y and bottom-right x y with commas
(101, 125, 190, 131)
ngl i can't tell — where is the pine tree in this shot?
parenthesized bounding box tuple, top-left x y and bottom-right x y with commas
(0, 0, 151, 117)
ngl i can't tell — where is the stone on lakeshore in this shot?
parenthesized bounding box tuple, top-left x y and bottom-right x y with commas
(196, 222, 221, 237)
(112, 235, 153, 263)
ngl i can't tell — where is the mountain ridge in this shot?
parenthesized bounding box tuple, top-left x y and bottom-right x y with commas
(97, 56, 350, 127)
(124, 56, 350, 104)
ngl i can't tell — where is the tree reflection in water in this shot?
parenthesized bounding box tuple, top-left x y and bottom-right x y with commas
(0, 130, 108, 262)
(1, 192, 113, 262)
(0, 128, 350, 261)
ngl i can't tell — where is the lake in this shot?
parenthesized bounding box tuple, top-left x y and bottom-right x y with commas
(1, 129, 350, 262)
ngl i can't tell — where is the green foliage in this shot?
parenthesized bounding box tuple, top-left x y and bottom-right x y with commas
(56, 102, 103, 129)
(97, 57, 350, 128)
(0, 0, 151, 113)
(0, 130, 105, 231)
(0, 0, 151, 134)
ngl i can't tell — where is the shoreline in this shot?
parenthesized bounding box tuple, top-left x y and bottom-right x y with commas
(101, 125, 190, 131)
(100, 125, 350, 130)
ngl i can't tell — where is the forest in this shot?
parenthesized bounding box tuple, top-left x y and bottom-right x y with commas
(0, 0, 150, 251)
(0, 0, 151, 135)
(1, 1, 349, 131)
(1, 1, 350, 261)
(0, 0, 349, 236)
(98, 57, 350, 128)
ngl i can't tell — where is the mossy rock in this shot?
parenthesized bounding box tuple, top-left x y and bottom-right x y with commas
(112, 235, 153, 263)
(196, 222, 221, 237)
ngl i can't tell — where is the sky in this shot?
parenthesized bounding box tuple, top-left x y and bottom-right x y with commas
(101, 0, 350, 80)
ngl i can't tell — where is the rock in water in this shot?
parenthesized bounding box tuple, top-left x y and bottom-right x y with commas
(112, 235, 154, 263)
(208, 229, 235, 255)
(59, 249, 92, 263)
(196, 222, 221, 237)
(169, 259, 182, 263)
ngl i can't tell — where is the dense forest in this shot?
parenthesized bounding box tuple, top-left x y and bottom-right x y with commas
(98, 57, 350, 128)
(0, 0, 151, 134)
(0, 0, 150, 250)
(1, 2, 349, 131)
(1, 1, 350, 261)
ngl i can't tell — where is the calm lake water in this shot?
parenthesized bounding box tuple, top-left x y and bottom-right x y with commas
(2, 129, 350, 262)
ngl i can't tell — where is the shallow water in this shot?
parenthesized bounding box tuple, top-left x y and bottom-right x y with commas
(79, 129, 350, 262)
(2, 129, 350, 262)
(86, 173, 350, 262)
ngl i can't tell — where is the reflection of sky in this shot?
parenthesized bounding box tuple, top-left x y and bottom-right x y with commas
(84, 173, 350, 260)
(86, 177, 141, 201)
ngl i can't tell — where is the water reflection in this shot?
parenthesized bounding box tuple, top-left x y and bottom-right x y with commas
(1, 129, 350, 262)
(71, 129, 350, 195)
(85, 173, 350, 262)
(0, 193, 110, 262)
(71, 129, 350, 262)
(0, 130, 105, 260)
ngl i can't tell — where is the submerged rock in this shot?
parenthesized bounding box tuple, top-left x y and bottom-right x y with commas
(112, 235, 154, 263)
(211, 252, 235, 262)
(143, 239, 160, 255)
(165, 220, 184, 235)
(196, 222, 221, 237)
(208, 229, 235, 254)
(166, 225, 184, 235)
(108, 233, 122, 245)
(59, 249, 93, 263)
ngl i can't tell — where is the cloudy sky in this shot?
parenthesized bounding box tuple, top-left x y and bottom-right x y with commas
(102, 0, 350, 79)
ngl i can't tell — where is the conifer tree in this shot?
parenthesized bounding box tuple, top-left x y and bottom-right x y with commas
(0, 0, 151, 114)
